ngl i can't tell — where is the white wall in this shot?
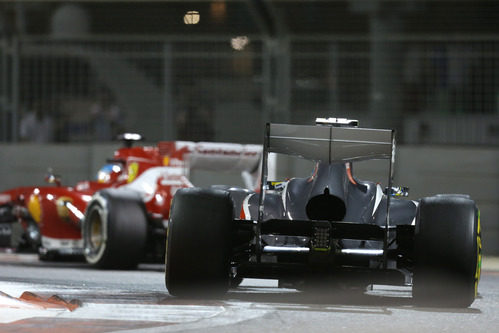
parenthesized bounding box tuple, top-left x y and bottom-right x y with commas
(0, 143, 121, 190)
(396, 146, 499, 255)
(1, 143, 498, 254)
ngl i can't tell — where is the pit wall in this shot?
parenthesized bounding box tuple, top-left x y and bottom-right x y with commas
(0, 144, 497, 255)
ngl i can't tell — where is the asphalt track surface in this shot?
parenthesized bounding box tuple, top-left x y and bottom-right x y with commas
(0, 253, 498, 333)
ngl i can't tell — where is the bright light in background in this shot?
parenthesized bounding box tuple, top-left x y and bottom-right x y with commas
(231, 36, 249, 51)
(184, 11, 200, 25)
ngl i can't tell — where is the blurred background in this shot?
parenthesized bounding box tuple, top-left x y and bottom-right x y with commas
(0, 0, 498, 144)
(0, 0, 497, 253)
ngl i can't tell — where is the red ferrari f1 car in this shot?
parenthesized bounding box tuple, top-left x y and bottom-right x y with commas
(0, 134, 262, 269)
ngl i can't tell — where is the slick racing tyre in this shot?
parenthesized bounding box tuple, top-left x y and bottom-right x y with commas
(82, 189, 147, 269)
(165, 187, 233, 297)
(413, 195, 481, 307)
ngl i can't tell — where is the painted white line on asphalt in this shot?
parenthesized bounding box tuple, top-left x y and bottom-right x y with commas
(0, 283, 73, 323)
(0, 281, 80, 298)
(116, 303, 270, 333)
(0, 253, 40, 263)
(60, 303, 226, 323)
(0, 307, 69, 323)
(0, 292, 46, 309)
(0, 301, 227, 325)
(0, 280, 270, 326)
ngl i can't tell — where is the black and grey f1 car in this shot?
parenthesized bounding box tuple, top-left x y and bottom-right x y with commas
(165, 118, 482, 307)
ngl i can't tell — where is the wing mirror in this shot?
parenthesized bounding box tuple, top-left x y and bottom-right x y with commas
(384, 186, 409, 197)
(45, 169, 62, 187)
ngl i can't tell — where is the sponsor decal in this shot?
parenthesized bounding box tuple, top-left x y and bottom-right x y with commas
(268, 181, 285, 191)
(194, 146, 259, 157)
(127, 162, 139, 183)
(27, 194, 42, 224)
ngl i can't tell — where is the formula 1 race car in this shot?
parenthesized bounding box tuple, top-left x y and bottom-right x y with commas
(0, 134, 261, 269)
(165, 118, 482, 307)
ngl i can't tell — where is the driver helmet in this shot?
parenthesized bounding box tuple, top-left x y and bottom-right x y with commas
(96, 164, 122, 183)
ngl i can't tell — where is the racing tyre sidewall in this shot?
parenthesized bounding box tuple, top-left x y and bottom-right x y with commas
(83, 189, 148, 269)
(165, 187, 234, 297)
(413, 195, 481, 307)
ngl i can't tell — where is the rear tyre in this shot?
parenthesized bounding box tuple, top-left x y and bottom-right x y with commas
(165, 188, 233, 297)
(82, 189, 147, 269)
(413, 195, 481, 307)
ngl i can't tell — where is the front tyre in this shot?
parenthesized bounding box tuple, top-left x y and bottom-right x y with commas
(165, 188, 233, 297)
(413, 195, 481, 307)
(82, 189, 147, 269)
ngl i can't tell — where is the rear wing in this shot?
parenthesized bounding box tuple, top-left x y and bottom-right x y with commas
(158, 141, 262, 190)
(267, 123, 393, 163)
(187, 142, 262, 173)
(257, 121, 396, 268)
(158, 141, 262, 173)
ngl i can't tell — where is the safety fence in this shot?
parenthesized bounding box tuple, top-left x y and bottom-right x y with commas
(1, 35, 498, 144)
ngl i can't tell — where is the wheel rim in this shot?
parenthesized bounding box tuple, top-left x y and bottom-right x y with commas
(90, 212, 103, 250)
(85, 206, 106, 262)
